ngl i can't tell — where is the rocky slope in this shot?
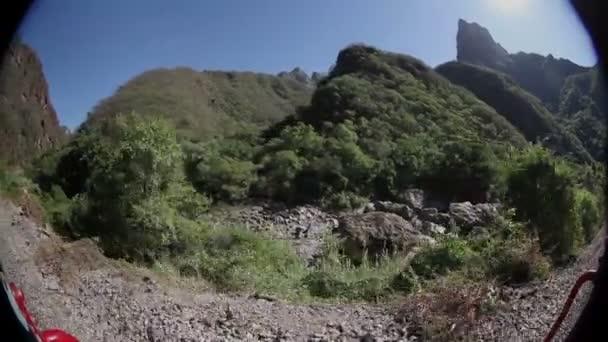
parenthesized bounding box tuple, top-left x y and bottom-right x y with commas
(0, 38, 67, 164)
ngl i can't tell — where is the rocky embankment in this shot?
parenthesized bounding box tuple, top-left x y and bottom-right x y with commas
(219, 189, 500, 265)
(0, 194, 603, 341)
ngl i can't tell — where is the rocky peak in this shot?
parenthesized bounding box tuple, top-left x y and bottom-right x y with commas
(278, 67, 310, 84)
(456, 19, 589, 111)
(456, 19, 511, 69)
(0, 40, 66, 163)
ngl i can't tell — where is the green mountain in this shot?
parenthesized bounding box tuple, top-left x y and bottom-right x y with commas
(456, 19, 590, 112)
(0, 39, 67, 164)
(85, 67, 314, 140)
(292, 45, 526, 146)
(436, 61, 592, 163)
(558, 66, 606, 160)
(257, 45, 528, 203)
(456, 19, 605, 161)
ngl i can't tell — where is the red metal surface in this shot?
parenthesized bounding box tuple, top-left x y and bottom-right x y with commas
(543, 270, 596, 342)
(9, 282, 79, 342)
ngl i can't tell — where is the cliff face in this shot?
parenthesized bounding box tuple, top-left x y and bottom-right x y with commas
(0, 40, 66, 164)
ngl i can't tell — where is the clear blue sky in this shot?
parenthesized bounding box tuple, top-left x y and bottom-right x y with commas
(19, 0, 596, 129)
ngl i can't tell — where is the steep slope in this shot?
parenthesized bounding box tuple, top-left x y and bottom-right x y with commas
(457, 19, 590, 112)
(436, 61, 593, 163)
(86, 67, 313, 140)
(293, 44, 525, 146)
(0, 39, 67, 164)
(558, 66, 606, 159)
(258, 45, 528, 203)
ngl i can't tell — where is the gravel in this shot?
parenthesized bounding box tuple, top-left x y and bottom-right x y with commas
(0, 200, 409, 341)
(0, 198, 603, 341)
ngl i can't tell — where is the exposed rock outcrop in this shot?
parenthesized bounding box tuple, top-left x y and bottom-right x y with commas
(335, 212, 435, 263)
(0, 39, 67, 163)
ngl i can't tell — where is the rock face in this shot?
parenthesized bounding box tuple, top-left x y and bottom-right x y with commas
(0, 39, 67, 163)
(449, 202, 500, 232)
(278, 67, 324, 86)
(335, 212, 434, 263)
(221, 204, 339, 265)
(456, 19, 589, 111)
(456, 19, 511, 70)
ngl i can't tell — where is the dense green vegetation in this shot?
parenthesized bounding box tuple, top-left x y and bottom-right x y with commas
(4, 41, 602, 305)
(252, 45, 527, 205)
(436, 62, 592, 163)
(558, 67, 607, 160)
(84, 68, 313, 140)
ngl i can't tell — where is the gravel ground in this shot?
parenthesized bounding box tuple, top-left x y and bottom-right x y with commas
(0, 200, 409, 341)
(0, 198, 604, 341)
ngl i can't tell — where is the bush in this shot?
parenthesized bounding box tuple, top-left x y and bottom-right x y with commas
(59, 113, 210, 261)
(302, 234, 411, 301)
(195, 226, 307, 296)
(184, 136, 259, 202)
(506, 146, 581, 262)
(410, 237, 478, 279)
(320, 191, 368, 210)
(575, 189, 601, 243)
(486, 238, 551, 284)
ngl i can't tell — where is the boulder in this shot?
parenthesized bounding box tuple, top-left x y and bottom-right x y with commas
(397, 188, 450, 212)
(372, 201, 415, 219)
(422, 221, 447, 235)
(449, 202, 499, 231)
(335, 212, 435, 263)
(420, 209, 454, 228)
(398, 189, 425, 209)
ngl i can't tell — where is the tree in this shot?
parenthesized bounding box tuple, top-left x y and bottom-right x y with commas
(74, 113, 209, 260)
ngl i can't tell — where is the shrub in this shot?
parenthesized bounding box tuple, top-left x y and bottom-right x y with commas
(302, 234, 410, 301)
(64, 113, 210, 261)
(196, 226, 307, 296)
(506, 146, 581, 262)
(575, 189, 601, 243)
(184, 136, 259, 202)
(320, 191, 368, 210)
(410, 237, 478, 279)
(486, 238, 551, 284)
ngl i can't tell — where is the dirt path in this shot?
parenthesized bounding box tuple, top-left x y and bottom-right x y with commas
(0, 198, 604, 341)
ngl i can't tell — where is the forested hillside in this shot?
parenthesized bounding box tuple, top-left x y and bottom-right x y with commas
(84, 67, 313, 140)
(456, 19, 606, 161)
(436, 61, 592, 163)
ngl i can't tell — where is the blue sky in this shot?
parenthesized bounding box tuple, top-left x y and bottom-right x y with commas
(19, 0, 596, 129)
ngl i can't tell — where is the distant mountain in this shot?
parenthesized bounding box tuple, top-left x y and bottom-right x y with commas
(436, 61, 592, 163)
(457, 19, 590, 112)
(0, 38, 67, 164)
(558, 66, 606, 160)
(85, 67, 313, 140)
(456, 19, 605, 160)
(277, 67, 325, 86)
